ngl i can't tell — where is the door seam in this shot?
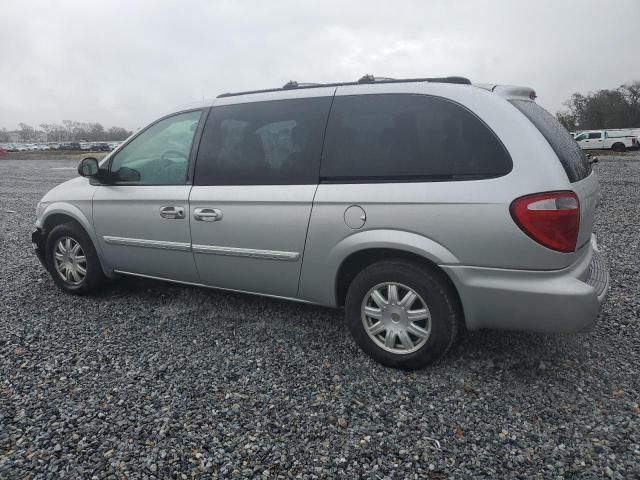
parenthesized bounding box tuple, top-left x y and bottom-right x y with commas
(187, 184, 204, 282)
(295, 87, 337, 297)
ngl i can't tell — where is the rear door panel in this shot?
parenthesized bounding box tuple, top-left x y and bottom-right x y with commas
(189, 185, 316, 297)
(188, 94, 334, 297)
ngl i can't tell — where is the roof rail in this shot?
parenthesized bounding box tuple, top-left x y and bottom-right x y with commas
(216, 75, 471, 98)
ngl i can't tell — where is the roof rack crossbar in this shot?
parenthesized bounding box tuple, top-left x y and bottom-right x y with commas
(216, 75, 471, 98)
(358, 74, 397, 84)
(282, 80, 325, 89)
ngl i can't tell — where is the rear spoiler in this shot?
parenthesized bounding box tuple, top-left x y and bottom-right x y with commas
(474, 84, 537, 101)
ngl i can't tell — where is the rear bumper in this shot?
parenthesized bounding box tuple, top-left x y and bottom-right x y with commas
(31, 227, 47, 268)
(442, 235, 609, 332)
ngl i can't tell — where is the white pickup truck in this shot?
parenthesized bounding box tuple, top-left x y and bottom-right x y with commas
(574, 130, 638, 152)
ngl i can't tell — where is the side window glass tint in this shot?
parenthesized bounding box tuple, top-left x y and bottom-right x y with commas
(195, 97, 332, 185)
(510, 99, 590, 182)
(216, 119, 250, 171)
(110, 110, 201, 184)
(256, 120, 299, 168)
(588, 132, 602, 139)
(320, 94, 512, 180)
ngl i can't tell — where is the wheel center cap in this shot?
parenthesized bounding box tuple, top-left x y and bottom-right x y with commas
(390, 312, 401, 323)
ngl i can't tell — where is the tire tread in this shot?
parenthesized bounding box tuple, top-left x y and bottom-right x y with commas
(345, 260, 462, 369)
(45, 222, 106, 294)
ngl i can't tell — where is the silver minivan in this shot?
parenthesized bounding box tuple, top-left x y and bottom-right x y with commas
(32, 75, 609, 369)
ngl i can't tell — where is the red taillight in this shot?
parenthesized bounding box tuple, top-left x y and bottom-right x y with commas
(632, 137, 637, 145)
(510, 191, 580, 253)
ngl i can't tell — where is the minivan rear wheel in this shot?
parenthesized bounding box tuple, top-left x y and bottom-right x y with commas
(345, 261, 460, 369)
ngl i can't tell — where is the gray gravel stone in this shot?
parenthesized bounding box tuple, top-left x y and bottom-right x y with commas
(0, 155, 639, 478)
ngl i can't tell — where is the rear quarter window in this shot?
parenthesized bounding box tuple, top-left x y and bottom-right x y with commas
(320, 94, 512, 181)
(510, 100, 591, 182)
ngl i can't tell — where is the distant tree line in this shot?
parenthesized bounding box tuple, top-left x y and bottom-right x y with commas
(0, 121, 133, 143)
(557, 80, 640, 131)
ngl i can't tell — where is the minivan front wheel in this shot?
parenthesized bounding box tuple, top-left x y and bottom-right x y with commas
(345, 261, 460, 369)
(53, 236, 87, 286)
(46, 223, 106, 294)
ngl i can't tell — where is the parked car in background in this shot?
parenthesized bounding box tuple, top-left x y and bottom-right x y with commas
(606, 128, 640, 145)
(32, 75, 609, 369)
(57, 142, 82, 151)
(92, 143, 111, 152)
(574, 130, 638, 152)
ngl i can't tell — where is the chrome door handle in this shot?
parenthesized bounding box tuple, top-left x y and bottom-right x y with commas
(159, 206, 185, 219)
(194, 207, 223, 222)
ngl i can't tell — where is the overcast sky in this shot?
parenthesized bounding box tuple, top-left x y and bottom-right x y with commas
(2, 0, 639, 131)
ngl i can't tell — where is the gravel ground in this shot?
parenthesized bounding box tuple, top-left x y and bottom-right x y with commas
(0, 156, 639, 479)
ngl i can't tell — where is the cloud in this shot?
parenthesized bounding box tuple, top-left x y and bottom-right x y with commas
(1, 0, 638, 130)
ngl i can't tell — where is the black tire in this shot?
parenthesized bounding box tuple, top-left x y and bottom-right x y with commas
(612, 143, 626, 153)
(45, 222, 106, 294)
(345, 261, 461, 370)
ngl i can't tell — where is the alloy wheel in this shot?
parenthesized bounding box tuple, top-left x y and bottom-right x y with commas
(361, 282, 432, 354)
(53, 236, 87, 286)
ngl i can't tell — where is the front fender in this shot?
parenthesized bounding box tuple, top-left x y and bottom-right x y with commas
(37, 202, 115, 278)
(39, 202, 93, 238)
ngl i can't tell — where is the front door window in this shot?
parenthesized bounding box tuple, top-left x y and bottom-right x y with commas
(110, 110, 201, 184)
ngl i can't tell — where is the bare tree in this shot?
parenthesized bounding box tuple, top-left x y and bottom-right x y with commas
(40, 123, 55, 142)
(3, 121, 133, 142)
(106, 126, 133, 141)
(18, 123, 35, 142)
(557, 80, 640, 130)
(88, 123, 106, 141)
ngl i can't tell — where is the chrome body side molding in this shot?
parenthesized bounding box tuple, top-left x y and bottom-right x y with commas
(103, 235, 299, 261)
(103, 236, 191, 252)
(191, 244, 300, 261)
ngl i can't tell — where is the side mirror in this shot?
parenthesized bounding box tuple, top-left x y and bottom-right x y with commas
(78, 157, 99, 177)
